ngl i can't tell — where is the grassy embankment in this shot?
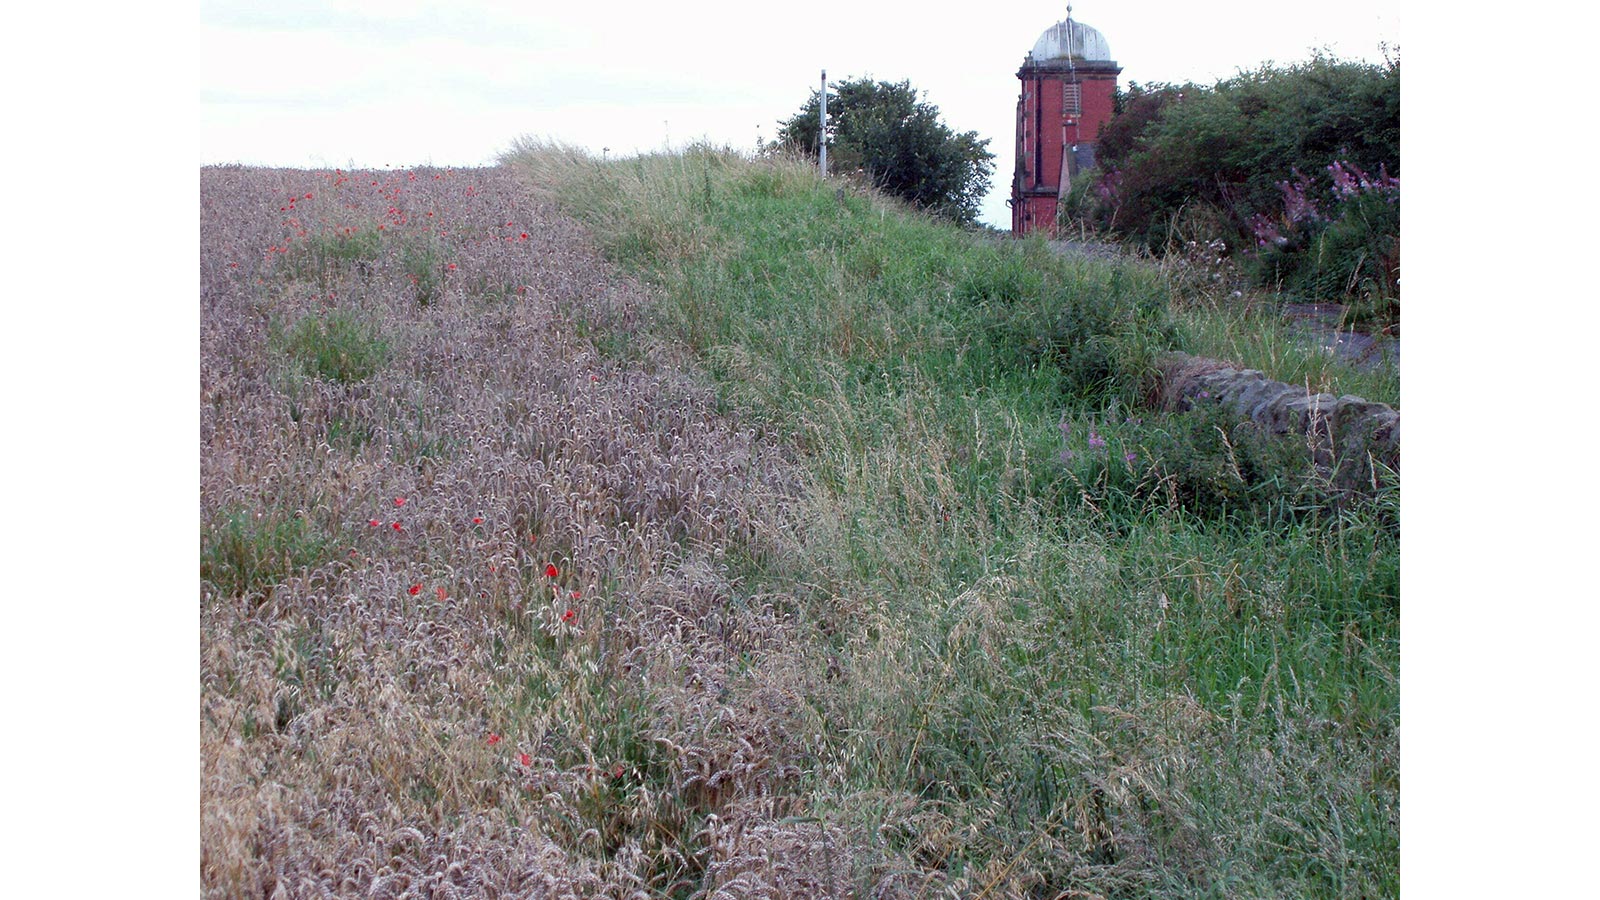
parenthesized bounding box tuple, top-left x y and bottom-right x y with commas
(200, 146, 1397, 898)
(503, 143, 1398, 897)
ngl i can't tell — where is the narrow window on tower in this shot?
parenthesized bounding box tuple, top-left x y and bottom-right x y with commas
(1062, 82, 1082, 117)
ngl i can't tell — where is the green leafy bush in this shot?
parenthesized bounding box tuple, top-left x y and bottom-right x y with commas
(1067, 54, 1399, 304)
(979, 263, 1177, 402)
(776, 77, 995, 225)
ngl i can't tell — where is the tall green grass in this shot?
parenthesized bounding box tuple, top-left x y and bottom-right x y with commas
(505, 141, 1397, 897)
(1174, 298, 1399, 408)
(201, 504, 332, 602)
(280, 309, 391, 384)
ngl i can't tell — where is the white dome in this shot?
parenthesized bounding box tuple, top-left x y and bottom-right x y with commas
(1030, 17, 1113, 62)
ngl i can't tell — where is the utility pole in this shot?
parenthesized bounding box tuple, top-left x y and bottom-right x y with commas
(819, 69, 828, 179)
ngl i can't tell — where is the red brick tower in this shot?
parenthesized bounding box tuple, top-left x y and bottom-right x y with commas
(1011, 7, 1121, 236)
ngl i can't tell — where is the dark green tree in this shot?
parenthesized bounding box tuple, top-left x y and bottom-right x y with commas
(777, 77, 995, 225)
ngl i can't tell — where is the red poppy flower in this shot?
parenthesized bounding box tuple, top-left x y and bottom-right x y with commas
(520, 232, 529, 240)
(408, 584, 421, 596)
(473, 517, 483, 525)
(394, 497, 406, 506)
(436, 586, 448, 601)
(562, 608, 575, 622)
(571, 590, 581, 599)
(487, 733, 501, 746)
(392, 521, 403, 531)
(518, 752, 531, 767)
(369, 519, 381, 527)
(545, 564, 559, 579)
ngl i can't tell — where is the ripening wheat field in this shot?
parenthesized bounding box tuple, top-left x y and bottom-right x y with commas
(201, 153, 1398, 898)
(200, 164, 837, 895)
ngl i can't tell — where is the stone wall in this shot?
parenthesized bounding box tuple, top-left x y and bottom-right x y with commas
(1157, 352, 1399, 492)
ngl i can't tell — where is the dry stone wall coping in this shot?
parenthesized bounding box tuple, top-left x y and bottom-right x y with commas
(1158, 352, 1399, 492)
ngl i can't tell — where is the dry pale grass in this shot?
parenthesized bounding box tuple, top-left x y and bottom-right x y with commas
(201, 164, 844, 896)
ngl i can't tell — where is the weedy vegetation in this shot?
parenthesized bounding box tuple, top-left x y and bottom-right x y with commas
(1062, 52, 1400, 322)
(201, 145, 1397, 897)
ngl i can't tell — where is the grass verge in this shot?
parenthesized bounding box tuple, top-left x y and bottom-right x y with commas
(504, 141, 1399, 897)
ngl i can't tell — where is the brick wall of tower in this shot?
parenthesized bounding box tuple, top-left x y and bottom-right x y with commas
(1011, 58, 1120, 236)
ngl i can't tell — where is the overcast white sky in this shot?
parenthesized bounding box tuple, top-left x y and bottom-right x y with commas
(199, 0, 1398, 228)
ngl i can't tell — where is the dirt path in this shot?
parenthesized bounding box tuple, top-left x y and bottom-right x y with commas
(1282, 302, 1399, 372)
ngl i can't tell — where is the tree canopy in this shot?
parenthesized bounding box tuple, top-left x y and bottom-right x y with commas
(776, 77, 995, 226)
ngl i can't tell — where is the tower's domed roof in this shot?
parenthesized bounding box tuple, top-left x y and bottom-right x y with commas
(1030, 17, 1113, 62)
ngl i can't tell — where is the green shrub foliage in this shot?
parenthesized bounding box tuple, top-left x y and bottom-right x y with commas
(776, 77, 995, 225)
(1068, 53, 1399, 303)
